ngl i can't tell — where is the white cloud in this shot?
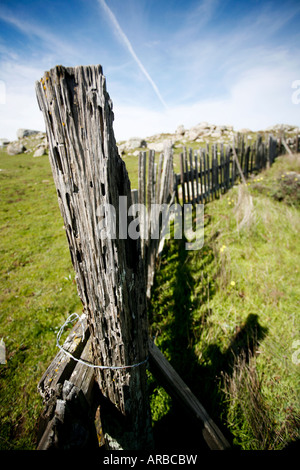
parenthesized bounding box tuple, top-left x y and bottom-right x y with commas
(0, 61, 45, 139)
(1, 58, 299, 143)
(113, 62, 300, 141)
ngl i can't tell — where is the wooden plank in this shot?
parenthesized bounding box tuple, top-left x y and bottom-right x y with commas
(180, 152, 185, 205)
(131, 189, 138, 206)
(38, 315, 89, 400)
(147, 149, 155, 211)
(174, 173, 180, 204)
(206, 152, 210, 202)
(139, 151, 147, 206)
(194, 152, 199, 203)
(202, 149, 207, 202)
(37, 318, 101, 450)
(69, 337, 95, 404)
(166, 146, 174, 203)
(189, 148, 195, 204)
(282, 137, 293, 156)
(184, 147, 190, 203)
(139, 151, 147, 257)
(211, 146, 216, 200)
(146, 149, 155, 272)
(244, 146, 250, 178)
(215, 157, 219, 198)
(159, 144, 173, 205)
(232, 139, 247, 185)
(37, 379, 99, 450)
(240, 136, 244, 176)
(250, 144, 254, 174)
(225, 146, 230, 190)
(220, 143, 224, 194)
(153, 161, 157, 195)
(232, 150, 236, 185)
(146, 155, 157, 298)
(262, 142, 266, 168)
(199, 151, 204, 204)
(211, 145, 215, 199)
(256, 134, 262, 170)
(215, 144, 219, 198)
(156, 153, 164, 204)
(148, 341, 231, 451)
(220, 153, 225, 194)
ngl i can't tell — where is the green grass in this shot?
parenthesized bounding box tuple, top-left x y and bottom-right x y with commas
(0, 144, 299, 450)
(0, 150, 82, 449)
(149, 154, 300, 449)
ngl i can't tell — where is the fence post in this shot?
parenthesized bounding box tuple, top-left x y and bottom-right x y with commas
(189, 148, 195, 204)
(184, 147, 191, 203)
(180, 152, 186, 204)
(138, 151, 147, 259)
(36, 65, 153, 450)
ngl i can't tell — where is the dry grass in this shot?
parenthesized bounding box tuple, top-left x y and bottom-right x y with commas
(234, 184, 255, 231)
(222, 350, 300, 450)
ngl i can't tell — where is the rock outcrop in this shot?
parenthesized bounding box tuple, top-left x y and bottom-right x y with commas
(3, 130, 48, 156)
(7, 142, 26, 155)
(17, 129, 40, 139)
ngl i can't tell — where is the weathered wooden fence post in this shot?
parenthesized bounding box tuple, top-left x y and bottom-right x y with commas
(36, 65, 153, 450)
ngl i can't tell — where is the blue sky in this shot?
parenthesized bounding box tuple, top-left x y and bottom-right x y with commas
(0, 0, 300, 141)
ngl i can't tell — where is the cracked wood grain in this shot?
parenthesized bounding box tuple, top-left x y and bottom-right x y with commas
(36, 65, 152, 449)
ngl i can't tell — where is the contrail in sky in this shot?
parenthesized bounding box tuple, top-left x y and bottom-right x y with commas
(98, 0, 168, 110)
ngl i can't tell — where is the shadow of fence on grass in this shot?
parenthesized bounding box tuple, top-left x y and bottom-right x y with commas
(149, 234, 268, 449)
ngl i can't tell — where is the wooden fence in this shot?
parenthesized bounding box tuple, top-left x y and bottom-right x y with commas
(36, 65, 231, 451)
(35, 64, 297, 452)
(173, 134, 279, 207)
(134, 131, 293, 217)
(132, 132, 284, 297)
(135, 146, 174, 296)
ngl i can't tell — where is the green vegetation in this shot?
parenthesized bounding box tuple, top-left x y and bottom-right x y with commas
(149, 153, 300, 449)
(0, 143, 299, 449)
(0, 149, 82, 449)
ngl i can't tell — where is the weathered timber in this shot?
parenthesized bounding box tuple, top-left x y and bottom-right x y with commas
(148, 341, 231, 450)
(138, 151, 147, 259)
(37, 379, 99, 450)
(36, 65, 152, 450)
(189, 148, 195, 203)
(194, 152, 199, 203)
(184, 147, 191, 203)
(180, 152, 186, 204)
(199, 150, 204, 203)
(146, 149, 156, 297)
(146, 145, 174, 295)
(37, 315, 100, 450)
(38, 315, 90, 401)
(282, 137, 293, 156)
(232, 138, 247, 185)
(206, 152, 210, 201)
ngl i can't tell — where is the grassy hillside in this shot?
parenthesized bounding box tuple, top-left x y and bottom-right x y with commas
(0, 145, 299, 449)
(0, 149, 82, 449)
(149, 153, 300, 449)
